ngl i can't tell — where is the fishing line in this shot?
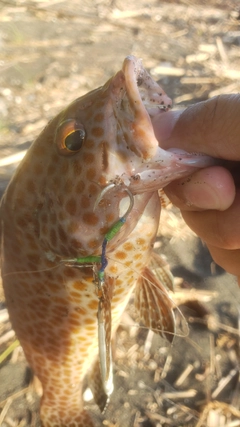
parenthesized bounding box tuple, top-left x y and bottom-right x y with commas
(2, 255, 188, 339)
(1, 263, 62, 278)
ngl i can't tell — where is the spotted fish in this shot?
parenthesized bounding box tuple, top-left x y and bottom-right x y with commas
(0, 56, 214, 427)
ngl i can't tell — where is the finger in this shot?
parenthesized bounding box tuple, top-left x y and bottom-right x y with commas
(153, 94, 240, 160)
(180, 189, 240, 250)
(164, 166, 235, 211)
(207, 244, 240, 278)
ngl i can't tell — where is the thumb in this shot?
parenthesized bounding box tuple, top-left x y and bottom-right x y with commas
(153, 94, 240, 161)
(152, 94, 240, 211)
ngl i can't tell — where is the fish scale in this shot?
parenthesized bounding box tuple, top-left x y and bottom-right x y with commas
(0, 55, 214, 426)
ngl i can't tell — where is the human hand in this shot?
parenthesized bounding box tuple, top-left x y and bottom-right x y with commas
(152, 94, 240, 284)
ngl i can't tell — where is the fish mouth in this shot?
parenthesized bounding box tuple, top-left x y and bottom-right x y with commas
(119, 55, 172, 160)
(111, 56, 215, 192)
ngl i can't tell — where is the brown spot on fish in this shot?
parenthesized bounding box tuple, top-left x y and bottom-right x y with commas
(34, 162, 44, 175)
(88, 300, 98, 310)
(58, 224, 68, 243)
(109, 265, 118, 274)
(100, 141, 109, 171)
(124, 261, 132, 267)
(72, 160, 82, 175)
(26, 179, 35, 193)
(114, 287, 125, 295)
(87, 238, 100, 249)
(86, 167, 96, 180)
(105, 212, 115, 223)
(85, 317, 95, 325)
(88, 183, 98, 195)
(69, 318, 81, 327)
(86, 138, 95, 149)
(82, 212, 99, 226)
(65, 198, 77, 216)
(91, 126, 104, 138)
(136, 237, 146, 246)
(75, 180, 85, 194)
(63, 267, 77, 279)
(123, 242, 134, 251)
(73, 281, 87, 291)
(99, 226, 109, 235)
(82, 152, 95, 164)
(115, 250, 127, 260)
(70, 238, 83, 251)
(134, 253, 142, 260)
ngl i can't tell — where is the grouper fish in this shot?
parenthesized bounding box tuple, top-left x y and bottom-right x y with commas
(0, 56, 213, 426)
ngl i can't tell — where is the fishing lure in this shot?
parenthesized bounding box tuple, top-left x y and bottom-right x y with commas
(68, 185, 134, 399)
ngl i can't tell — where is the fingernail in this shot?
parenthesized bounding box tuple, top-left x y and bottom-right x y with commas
(183, 180, 223, 210)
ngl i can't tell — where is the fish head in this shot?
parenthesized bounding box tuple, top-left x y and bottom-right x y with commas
(2, 56, 213, 260)
(53, 55, 173, 184)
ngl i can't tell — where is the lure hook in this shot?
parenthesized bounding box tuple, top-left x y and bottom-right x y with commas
(94, 183, 134, 221)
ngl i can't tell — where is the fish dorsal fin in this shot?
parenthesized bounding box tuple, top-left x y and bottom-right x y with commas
(135, 266, 175, 343)
(149, 251, 174, 292)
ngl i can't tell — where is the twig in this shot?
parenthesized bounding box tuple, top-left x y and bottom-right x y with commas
(0, 151, 27, 167)
(0, 339, 20, 364)
(212, 368, 239, 399)
(216, 36, 229, 66)
(0, 386, 29, 409)
(0, 308, 9, 323)
(174, 363, 194, 387)
(0, 398, 13, 425)
(160, 353, 172, 379)
(162, 389, 197, 400)
(0, 330, 15, 346)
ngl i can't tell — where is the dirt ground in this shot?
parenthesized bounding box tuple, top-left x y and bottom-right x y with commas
(0, 1, 240, 426)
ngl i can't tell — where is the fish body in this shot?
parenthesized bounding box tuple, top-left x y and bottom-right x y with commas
(0, 56, 213, 426)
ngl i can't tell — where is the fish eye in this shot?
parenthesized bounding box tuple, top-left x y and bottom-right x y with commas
(56, 119, 86, 156)
(65, 129, 85, 151)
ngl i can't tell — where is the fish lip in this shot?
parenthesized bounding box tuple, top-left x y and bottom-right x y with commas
(119, 55, 172, 160)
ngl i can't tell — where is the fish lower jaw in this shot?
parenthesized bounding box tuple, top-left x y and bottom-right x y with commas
(128, 150, 216, 193)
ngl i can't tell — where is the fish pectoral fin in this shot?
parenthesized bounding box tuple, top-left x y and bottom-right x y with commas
(135, 266, 175, 343)
(149, 251, 175, 292)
